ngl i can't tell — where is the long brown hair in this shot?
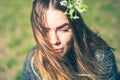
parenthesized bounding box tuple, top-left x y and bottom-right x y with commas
(30, 0, 110, 80)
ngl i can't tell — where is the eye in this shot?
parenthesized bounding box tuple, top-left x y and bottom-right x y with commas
(43, 28, 50, 33)
(60, 26, 70, 32)
(43, 29, 50, 37)
(61, 29, 69, 32)
(44, 29, 49, 33)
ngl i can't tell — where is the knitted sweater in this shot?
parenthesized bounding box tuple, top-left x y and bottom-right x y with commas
(22, 47, 119, 80)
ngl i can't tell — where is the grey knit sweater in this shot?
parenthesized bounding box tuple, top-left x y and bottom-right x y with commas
(22, 47, 119, 80)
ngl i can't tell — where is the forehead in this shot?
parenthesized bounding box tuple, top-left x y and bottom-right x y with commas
(44, 8, 69, 29)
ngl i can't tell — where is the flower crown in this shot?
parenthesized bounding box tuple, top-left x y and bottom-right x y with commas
(60, 0, 88, 19)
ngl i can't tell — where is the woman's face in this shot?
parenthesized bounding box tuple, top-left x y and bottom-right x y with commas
(44, 8, 73, 55)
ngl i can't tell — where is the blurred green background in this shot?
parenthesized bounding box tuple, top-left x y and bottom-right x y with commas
(0, 0, 120, 80)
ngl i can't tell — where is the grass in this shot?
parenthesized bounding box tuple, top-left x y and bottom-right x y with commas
(6, 56, 18, 68)
(0, 0, 120, 80)
(15, 70, 22, 80)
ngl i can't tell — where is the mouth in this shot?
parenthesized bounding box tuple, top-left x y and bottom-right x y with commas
(54, 48, 63, 53)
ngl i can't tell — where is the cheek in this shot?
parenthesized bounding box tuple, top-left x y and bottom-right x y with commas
(59, 32, 73, 45)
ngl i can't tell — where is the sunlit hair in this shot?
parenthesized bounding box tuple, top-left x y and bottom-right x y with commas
(30, 0, 110, 80)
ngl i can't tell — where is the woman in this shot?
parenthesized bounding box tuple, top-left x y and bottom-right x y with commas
(22, 0, 119, 80)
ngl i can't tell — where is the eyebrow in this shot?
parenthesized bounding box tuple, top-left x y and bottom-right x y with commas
(56, 23, 69, 30)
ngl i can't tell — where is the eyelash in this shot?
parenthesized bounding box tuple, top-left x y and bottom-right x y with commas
(60, 29, 69, 32)
(44, 29, 69, 33)
(44, 26, 70, 33)
(61, 26, 70, 32)
(44, 29, 49, 33)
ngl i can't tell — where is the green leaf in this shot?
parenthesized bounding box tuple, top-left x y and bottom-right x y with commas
(71, 0, 76, 3)
(81, 4, 88, 9)
(75, 5, 80, 11)
(69, 8, 75, 15)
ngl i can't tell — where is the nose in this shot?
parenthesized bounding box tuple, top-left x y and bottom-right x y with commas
(49, 31, 60, 45)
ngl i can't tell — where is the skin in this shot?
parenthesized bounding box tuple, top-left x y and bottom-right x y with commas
(44, 7, 73, 54)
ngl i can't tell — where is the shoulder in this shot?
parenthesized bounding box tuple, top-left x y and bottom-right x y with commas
(94, 48, 119, 79)
(24, 46, 38, 62)
(22, 46, 41, 80)
(94, 48, 114, 62)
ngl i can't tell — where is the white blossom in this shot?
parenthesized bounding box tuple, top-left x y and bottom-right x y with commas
(67, 3, 73, 8)
(74, 0, 82, 5)
(78, 8, 86, 13)
(60, 0, 87, 20)
(60, 0, 68, 6)
(72, 15, 79, 19)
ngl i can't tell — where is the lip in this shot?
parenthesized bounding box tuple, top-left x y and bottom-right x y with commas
(54, 48, 63, 53)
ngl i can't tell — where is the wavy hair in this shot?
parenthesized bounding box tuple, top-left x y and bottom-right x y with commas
(30, 0, 110, 80)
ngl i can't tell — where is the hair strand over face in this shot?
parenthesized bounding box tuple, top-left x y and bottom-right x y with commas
(30, 0, 110, 80)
